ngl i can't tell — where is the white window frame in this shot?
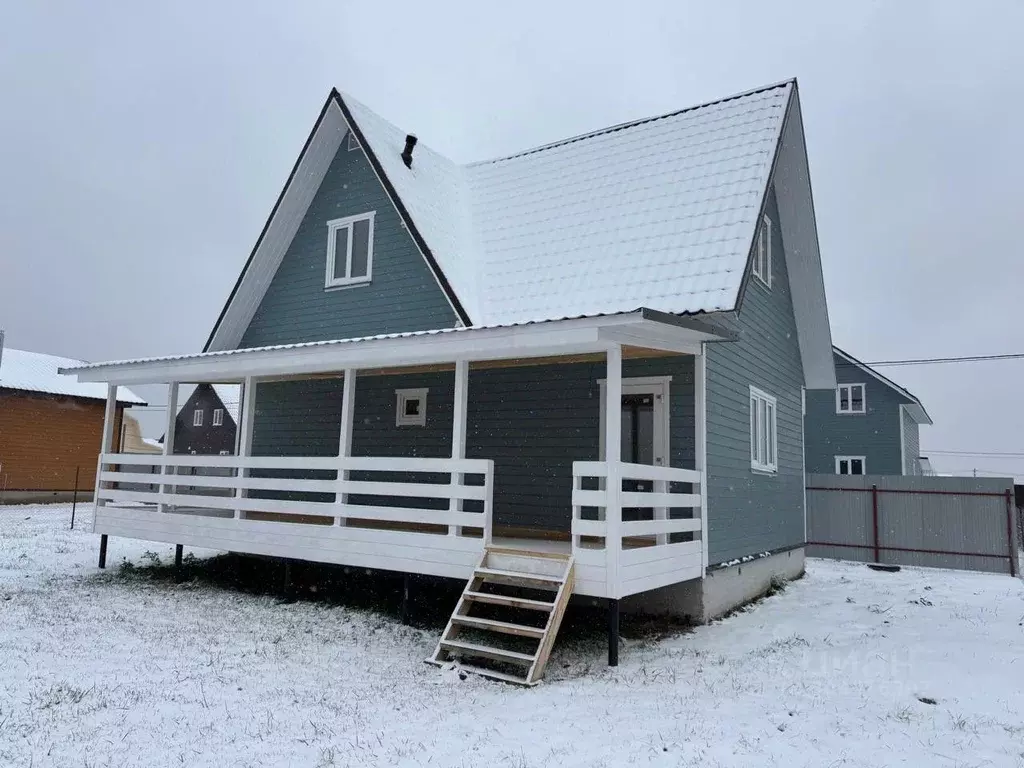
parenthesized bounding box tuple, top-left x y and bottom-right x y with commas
(395, 388, 428, 427)
(212, 408, 224, 427)
(836, 383, 866, 414)
(219, 450, 231, 456)
(192, 409, 203, 427)
(835, 455, 867, 475)
(752, 214, 772, 288)
(325, 211, 375, 289)
(749, 386, 778, 474)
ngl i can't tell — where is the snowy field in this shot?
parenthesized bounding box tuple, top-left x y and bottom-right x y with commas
(2, 505, 1023, 767)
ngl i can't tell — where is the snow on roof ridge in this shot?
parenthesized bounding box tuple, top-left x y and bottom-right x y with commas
(467, 79, 795, 167)
(2, 346, 145, 403)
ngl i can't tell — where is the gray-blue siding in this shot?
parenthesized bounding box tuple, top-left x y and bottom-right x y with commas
(240, 141, 459, 348)
(804, 352, 915, 476)
(704, 184, 806, 565)
(251, 356, 695, 531)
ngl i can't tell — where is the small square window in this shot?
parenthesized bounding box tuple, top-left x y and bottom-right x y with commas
(219, 450, 231, 456)
(836, 456, 866, 475)
(325, 212, 375, 289)
(192, 409, 203, 427)
(395, 388, 428, 426)
(752, 214, 772, 288)
(212, 408, 224, 427)
(836, 383, 866, 414)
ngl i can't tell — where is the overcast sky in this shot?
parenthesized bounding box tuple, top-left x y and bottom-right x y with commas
(1, 1, 1021, 477)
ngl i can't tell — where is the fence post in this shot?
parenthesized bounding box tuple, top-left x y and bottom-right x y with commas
(871, 484, 880, 563)
(70, 466, 80, 530)
(1006, 490, 1017, 578)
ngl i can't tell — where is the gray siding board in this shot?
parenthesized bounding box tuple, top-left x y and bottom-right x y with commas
(249, 356, 695, 531)
(804, 351, 914, 475)
(704, 184, 806, 565)
(240, 142, 458, 349)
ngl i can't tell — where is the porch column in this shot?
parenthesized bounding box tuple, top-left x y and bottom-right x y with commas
(158, 382, 179, 514)
(335, 368, 356, 527)
(694, 347, 708, 571)
(449, 359, 469, 537)
(96, 384, 118, 568)
(234, 377, 257, 520)
(604, 345, 623, 667)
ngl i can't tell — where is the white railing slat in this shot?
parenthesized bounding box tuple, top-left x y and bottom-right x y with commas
(618, 491, 701, 509)
(620, 517, 701, 537)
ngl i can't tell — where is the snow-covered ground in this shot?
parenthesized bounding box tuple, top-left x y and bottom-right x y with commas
(2, 505, 1022, 767)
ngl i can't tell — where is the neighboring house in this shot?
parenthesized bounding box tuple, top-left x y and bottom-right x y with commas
(0, 336, 145, 503)
(120, 413, 163, 455)
(805, 347, 932, 476)
(64, 79, 836, 679)
(173, 384, 240, 455)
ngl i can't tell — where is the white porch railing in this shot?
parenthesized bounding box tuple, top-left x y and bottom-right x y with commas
(94, 452, 493, 580)
(571, 461, 703, 598)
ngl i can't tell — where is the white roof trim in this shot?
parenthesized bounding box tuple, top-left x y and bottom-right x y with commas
(834, 347, 932, 424)
(61, 312, 720, 386)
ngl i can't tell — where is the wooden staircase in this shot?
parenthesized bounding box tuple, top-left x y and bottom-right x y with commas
(428, 546, 575, 685)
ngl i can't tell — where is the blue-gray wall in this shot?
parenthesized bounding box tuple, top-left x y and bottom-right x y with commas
(251, 356, 695, 531)
(240, 141, 459, 348)
(704, 185, 806, 565)
(804, 351, 915, 475)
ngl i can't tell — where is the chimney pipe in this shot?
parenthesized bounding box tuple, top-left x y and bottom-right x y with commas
(401, 134, 418, 168)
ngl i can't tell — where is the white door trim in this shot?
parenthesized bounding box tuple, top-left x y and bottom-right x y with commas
(597, 376, 672, 466)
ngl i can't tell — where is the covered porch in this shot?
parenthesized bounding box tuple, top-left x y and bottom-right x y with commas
(69, 311, 717, 602)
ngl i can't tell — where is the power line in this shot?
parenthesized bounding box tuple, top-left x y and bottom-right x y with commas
(926, 450, 1024, 458)
(851, 352, 1024, 368)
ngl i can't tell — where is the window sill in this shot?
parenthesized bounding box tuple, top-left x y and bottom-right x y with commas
(752, 273, 771, 290)
(325, 279, 371, 292)
(750, 465, 778, 476)
(835, 411, 867, 416)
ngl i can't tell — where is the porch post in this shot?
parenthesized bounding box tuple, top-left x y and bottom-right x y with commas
(158, 382, 179, 514)
(449, 359, 469, 537)
(604, 345, 623, 603)
(96, 384, 118, 568)
(335, 368, 356, 527)
(235, 377, 257, 520)
(694, 347, 709, 571)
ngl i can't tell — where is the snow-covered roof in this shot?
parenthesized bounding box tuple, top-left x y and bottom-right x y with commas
(342, 82, 790, 325)
(177, 383, 240, 423)
(0, 347, 145, 404)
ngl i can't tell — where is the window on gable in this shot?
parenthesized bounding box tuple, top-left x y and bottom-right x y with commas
(192, 409, 203, 427)
(212, 408, 224, 427)
(749, 386, 777, 473)
(325, 212, 375, 289)
(836, 383, 866, 414)
(836, 456, 866, 475)
(395, 388, 428, 427)
(752, 214, 772, 288)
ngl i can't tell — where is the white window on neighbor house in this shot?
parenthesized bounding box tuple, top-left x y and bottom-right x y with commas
(325, 212, 375, 289)
(395, 388, 428, 427)
(749, 386, 777, 473)
(752, 214, 772, 287)
(836, 383, 866, 414)
(192, 409, 203, 427)
(212, 408, 224, 427)
(836, 456, 866, 475)
(219, 450, 231, 456)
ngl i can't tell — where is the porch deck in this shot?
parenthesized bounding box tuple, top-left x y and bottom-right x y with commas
(96, 451, 704, 599)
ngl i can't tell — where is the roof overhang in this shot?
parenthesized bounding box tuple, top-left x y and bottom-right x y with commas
(834, 346, 932, 425)
(61, 312, 727, 386)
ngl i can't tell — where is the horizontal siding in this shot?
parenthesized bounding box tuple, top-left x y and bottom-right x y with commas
(902, 410, 920, 476)
(0, 390, 121, 491)
(804, 352, 912, 475)
(704, 184, 805, 565)
(250, 356, 695, 531)
(239, 140, 458, 348)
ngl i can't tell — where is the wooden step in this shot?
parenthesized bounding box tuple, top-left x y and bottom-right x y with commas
(485, 546, 571, 560)
(454, 663, 538, 686)
(474, 567, 563, 589)
(463, 590, 554, 612)
(451, 615, 546, 639)
(439, 639, 535, 666)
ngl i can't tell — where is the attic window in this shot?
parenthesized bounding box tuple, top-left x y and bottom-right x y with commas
(192, 409, 203, 427)
(836, 383, 866, 414)
(325, 212, 375, 289)
(395, 388, 428, 427)
(753, 214, 772, 288)
(212, 408, 224, 427)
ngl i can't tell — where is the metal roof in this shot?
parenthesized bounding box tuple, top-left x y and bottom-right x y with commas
(0, 347, 145, 404)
